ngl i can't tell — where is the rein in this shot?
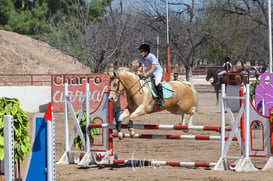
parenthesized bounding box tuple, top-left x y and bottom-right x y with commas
(110, 74, 147, 99)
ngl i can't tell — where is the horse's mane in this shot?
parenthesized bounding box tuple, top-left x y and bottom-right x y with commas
(115, 71, 138, 80)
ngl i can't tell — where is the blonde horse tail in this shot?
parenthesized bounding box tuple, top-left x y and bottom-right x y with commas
(184, 81, 200, 114)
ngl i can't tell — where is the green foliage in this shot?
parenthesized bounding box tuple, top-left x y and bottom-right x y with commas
(73, 110, 99, 149)
(105, 64, 113, 72)
(0, 97, 30, 162)
(0, 0, 13, 26)
(8, 3, 49, 36)
(88, 0, 112, 22)
(250, 80, 259, 101)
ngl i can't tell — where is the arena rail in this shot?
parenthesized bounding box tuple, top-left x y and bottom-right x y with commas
(0, 74, 51, 86)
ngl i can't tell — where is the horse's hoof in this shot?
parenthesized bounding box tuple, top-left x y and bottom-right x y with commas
(118, 132, 123, 140)
(129, 128, 135, 137)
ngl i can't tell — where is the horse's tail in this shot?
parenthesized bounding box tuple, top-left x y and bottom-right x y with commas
(184, 81, 199, 113)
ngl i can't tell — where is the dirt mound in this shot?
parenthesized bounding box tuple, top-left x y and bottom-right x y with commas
(0, 30, 90, 74)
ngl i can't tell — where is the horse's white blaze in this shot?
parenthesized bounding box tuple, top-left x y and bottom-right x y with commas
(108, 81, 118, 102)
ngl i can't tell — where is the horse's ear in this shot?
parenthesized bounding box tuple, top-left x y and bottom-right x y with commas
(107, 72, 114, 78)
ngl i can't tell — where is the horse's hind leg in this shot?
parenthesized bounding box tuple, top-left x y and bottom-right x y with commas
(173, 107, 186, 125)
(180, 106, 196, 126)
(187, 107, 196, 126)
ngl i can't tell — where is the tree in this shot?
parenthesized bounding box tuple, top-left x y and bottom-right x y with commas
(39, 0, 117, 73)
(199, 0, 269, 67)
(133, 0, 206, 81)
(0, 0, 14, 27)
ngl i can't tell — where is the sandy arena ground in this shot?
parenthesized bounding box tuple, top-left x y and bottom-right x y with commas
(49, 84, 273, 181)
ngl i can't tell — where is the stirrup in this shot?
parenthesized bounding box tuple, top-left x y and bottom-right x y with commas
(157, 99, 165, 107)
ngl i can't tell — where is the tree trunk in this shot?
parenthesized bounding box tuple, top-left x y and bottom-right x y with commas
(185, 66, 193, 84)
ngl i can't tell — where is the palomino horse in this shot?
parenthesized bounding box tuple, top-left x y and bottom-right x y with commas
(206, 67, 242, 105)
(108, 71, 198, 139)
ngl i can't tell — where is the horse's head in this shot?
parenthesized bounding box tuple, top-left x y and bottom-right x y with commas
(108, 71, 144, 103)
(108, 72, 124, 102)
(206, 68, 215, 81)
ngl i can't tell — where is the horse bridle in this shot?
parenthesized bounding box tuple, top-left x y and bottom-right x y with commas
(109, 76, 126, 98)
(110, 73, 147, 99)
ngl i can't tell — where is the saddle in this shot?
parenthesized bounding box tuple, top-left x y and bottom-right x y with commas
(146, 80, 174, 98)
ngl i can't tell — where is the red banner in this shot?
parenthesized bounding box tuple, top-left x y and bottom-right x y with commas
(51, 73, 127, 112)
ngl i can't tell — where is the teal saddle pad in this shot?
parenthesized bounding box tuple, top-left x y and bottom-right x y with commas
(147, 81, 173, 98)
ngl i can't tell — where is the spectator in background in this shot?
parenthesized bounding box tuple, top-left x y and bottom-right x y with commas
(238, 63, 249, 84)
(255, 69, 261, 81)
(113, 96, 121, 124)
(173, 73, 179, 81)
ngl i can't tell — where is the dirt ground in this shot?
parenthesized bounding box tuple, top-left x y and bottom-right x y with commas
(3, 29, 271, 180)
(50, 84, 273, 181)
(0, 30, 90, 75)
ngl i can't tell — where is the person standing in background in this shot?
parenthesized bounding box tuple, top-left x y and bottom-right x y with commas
(238, 63, 249, 84)
(113, 96, 121, 124)
(173, 73, 179, 81)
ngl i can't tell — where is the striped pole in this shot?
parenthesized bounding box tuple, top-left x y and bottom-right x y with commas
(113, 160, 216, 167)
(89, 124, 232, 132)
(111, 133, 238, 141)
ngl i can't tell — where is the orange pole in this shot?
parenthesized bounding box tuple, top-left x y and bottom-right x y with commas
(108, 98, 113, 156)
(240, 83, 245, 144)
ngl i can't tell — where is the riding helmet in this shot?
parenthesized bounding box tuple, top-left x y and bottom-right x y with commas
(225, 57, 231, 62)
(138, 44, 150, 53)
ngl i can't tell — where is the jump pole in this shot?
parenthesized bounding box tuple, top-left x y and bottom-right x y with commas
(113, 160, 216, 168)
(111, 133, 237, 141)
(89, 124, 232, 131)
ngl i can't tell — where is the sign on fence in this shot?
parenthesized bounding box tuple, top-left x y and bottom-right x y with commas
(51, 73, 127, 112)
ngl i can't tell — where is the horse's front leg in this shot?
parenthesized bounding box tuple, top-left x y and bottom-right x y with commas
(127, 105, 147, 137)
(116, 109, 130, 140)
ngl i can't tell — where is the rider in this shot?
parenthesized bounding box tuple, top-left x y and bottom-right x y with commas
(136, 44, 165, 107)
(215, 57, 232, 85)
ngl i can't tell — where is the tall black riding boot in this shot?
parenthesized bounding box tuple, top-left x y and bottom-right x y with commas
(155, 84, 165, 107)
(116, 121, 121, 132)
